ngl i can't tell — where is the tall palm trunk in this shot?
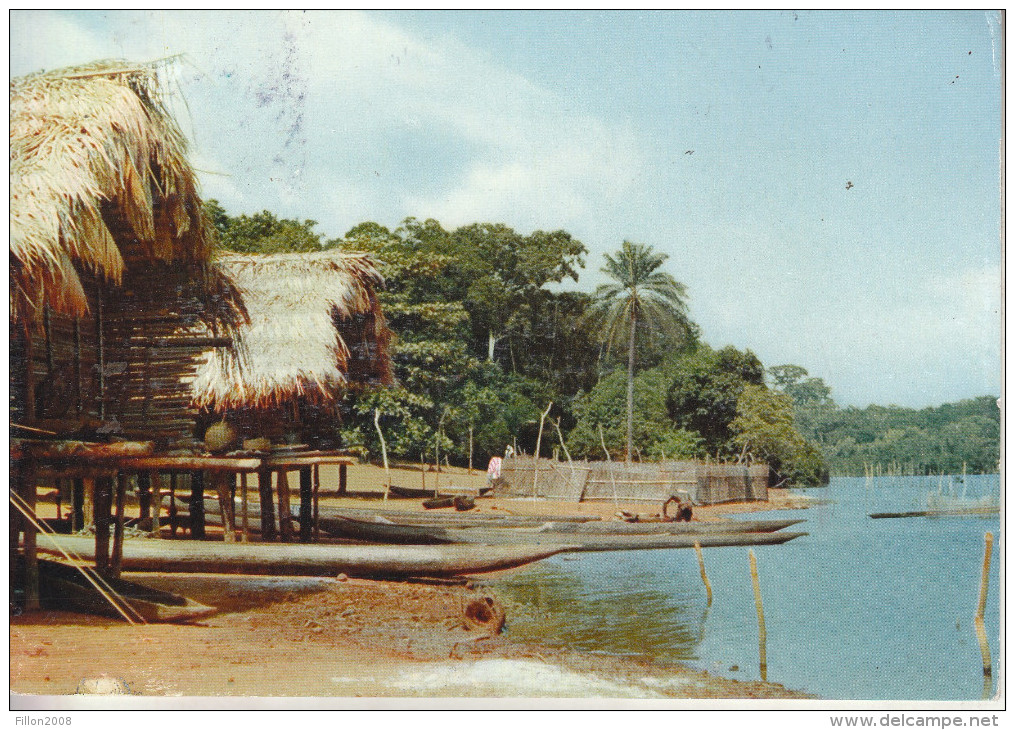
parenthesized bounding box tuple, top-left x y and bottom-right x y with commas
(626, 304, 637, 463)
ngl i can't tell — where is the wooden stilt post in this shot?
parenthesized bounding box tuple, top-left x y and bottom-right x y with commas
(71, 478, 84, 532)
(137, 471, 152, 521)
(168, 474, 178, 537)
(21, 459, 40, 610)
(338, 463, 348, 496)
(54, 478, 63, 521)
(975, 532, 994, 679)
(299, 467, 313, 543)
(240, 472, 249, 543)
(10, 480, 22, 607)
(749, 549, 767, 681)
(111, 472, 127, 578)
(312, 464, 321, 541)
(214, 472, 236, 543)
(277, 470, 293, 542)
(94, 476, 113, 574)
(258, 468, 276, 541)
(150, 471, 162, 537)
(190, 471, 206, 539)
(82, 478, 94, 529)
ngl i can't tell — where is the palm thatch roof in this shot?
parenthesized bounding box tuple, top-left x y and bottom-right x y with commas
(10, 60, 215, 322)
(191, 250, 392, 413)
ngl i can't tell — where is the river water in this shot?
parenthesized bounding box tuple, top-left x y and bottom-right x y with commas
(490, 475, 1001, 700)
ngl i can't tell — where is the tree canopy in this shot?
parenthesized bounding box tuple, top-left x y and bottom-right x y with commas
(203, 201, 997, 482)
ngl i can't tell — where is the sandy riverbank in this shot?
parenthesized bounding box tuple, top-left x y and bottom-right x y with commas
(11, 463, 818, 701)
(10, 572, 811, 701)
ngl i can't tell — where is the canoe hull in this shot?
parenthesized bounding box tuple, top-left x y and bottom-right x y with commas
(320, 515, 804, 545)
(37, 535, 566, 579)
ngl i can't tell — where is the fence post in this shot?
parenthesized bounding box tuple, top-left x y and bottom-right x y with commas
(695, 541, 712, 605)
(750, 549, 767, 681)
(975, 532, 994, 679)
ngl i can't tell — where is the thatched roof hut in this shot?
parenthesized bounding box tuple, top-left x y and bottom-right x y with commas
(10, 60, 224, 324)
(10, 61, 242, 445)
(191, 250, 392, 442)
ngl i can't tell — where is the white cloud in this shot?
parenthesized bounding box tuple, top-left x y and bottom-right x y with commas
(10, 11, 108, 75)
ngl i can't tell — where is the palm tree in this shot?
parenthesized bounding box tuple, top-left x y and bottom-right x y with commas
(590, 241, 690, 462)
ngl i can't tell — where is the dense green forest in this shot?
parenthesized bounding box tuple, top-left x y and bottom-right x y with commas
(207, 203, 1000, 482)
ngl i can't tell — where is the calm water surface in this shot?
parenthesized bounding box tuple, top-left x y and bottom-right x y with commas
(489, 475, 1001, 700)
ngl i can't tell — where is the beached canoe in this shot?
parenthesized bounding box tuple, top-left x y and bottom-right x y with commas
(318, 517, 806, 551)
(319, 515, 804, 544)
(387, 485, 492, 499)
(37, 535, 567, 578)
(439, 529, 807, 552)
(27, 556, 216, 623)
(198, 499, 598, 528)
(515, 517, 804, 535)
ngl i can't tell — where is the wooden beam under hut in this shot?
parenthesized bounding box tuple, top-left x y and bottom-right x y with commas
(212, 471, 236, 543)
(299, 467, 313, 543)
(111, 473, 128, 578)
(277, 470, 294, 542)
(94, 476, 113, 574)
(258, 468, 277, 541)
(189, 471, 205, 539)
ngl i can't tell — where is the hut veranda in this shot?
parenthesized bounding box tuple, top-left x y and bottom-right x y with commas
(9, 62, 392, 604)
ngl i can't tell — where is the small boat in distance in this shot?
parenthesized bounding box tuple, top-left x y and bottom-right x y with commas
(870, 483, 999, 519)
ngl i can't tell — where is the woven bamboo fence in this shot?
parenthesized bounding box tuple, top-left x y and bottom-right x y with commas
(497, 457, 768, 505)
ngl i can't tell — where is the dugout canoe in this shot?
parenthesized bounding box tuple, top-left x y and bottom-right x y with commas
(197, 499, 597, 528)
(447, 530, 808, 552)
(37, 535, 567, 578)
(387, 485, 493, 499)
(27, 556, 216, 623)
(319, 515, 804, 544)
(318, 517, 806, 551)
(869, 507, 1000, 519)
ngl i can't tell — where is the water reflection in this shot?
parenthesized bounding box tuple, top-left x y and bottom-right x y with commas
(490, 551, 710, 662)
(485, 474, 1001, 700)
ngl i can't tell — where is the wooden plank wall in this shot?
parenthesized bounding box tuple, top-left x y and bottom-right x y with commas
(16, 260, 227, 449)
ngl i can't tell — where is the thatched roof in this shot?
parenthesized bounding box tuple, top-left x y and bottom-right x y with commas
(191, 250, 392, 412)
(10, 60, 215, 321)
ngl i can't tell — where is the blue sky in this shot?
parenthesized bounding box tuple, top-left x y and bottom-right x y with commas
(10, 10, 1003, 408)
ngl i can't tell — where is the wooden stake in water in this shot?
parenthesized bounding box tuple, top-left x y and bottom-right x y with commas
(694, 541, 712, 605)
(975, 532, 994, 678)
(749, 549, 767, 681)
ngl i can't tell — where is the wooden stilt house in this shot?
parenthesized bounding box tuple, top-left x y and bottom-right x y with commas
(191, 250, 392, 448)
(10, 61, 245, 448)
